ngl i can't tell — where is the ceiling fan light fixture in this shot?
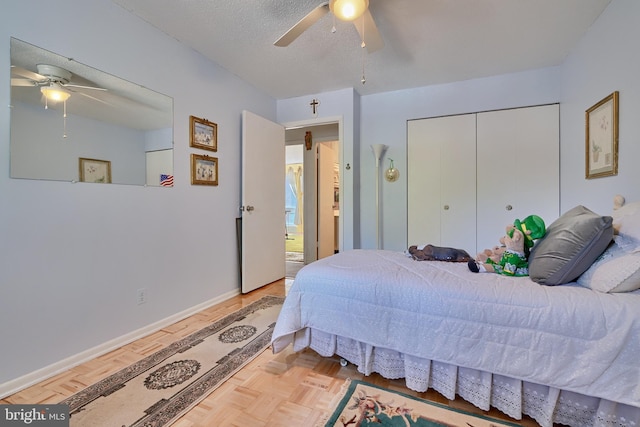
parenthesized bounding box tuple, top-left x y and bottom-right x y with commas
(41, 84, 71, 102)
(329, 0, 369, 22)
(36, 64, 72, 84)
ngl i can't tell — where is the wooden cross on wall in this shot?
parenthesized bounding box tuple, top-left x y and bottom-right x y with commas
(310, 98, 319, 115)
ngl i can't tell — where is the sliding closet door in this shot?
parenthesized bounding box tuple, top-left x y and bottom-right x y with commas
(476, 104, 559, 251)
(407, 114, 477, 254)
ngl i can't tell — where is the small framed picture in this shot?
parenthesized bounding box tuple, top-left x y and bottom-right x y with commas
(586, 91, 619, 179)
(190, 115, 217, 152)
(191, 153, 218, 186)
(79, 157, 111, 183)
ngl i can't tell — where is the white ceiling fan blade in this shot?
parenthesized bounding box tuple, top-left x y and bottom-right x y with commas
(11, 78, 36, 87)
(354, 8, 384, 53)
(75, 91, 113, 106)
(11, 65, 46, 82)
(274, 2, 330, 47)
(64, 83, 107, 91)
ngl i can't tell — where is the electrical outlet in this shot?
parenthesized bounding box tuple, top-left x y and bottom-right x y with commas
(137, 288, 147, 305)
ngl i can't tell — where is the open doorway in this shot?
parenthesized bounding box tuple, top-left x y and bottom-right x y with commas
(316, 140, 340, 259)
(285, 145, 304, 278)
(285, 122, 339, 278)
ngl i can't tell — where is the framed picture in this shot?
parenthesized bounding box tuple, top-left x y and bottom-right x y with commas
(586, 91, 619, 179)
(190, 115, 217, 152)
(79, 158, 111, 183)
(191, 153, 218, 186)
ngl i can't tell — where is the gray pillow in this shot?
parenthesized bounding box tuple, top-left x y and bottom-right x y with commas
(529, 205, 613, 286)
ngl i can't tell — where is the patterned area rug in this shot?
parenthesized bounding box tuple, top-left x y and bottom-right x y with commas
(61, 295, 283, 427)
(321, 379, 519, 427)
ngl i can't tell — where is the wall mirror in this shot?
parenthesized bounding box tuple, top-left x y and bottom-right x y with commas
(9, 37, 174, 186)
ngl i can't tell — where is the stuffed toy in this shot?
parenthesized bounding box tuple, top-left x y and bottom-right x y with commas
(514, 214, 547, 257)
(468, 215, 546, 276)
(408, 244, 472, 262)
(475, 245, 506, 264)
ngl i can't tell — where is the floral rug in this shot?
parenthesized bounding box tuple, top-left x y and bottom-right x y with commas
(321, 379, 519, 427)
(60, 295, 283, 427)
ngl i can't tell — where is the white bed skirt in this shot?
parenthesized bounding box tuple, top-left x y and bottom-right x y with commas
(290, 328, 640, 427)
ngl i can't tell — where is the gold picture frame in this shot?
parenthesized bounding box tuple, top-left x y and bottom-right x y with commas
(79, 157, 111, 183)
(586, 91, 619, 179)
(190, 115, 217, 152)
(191, 153, 218, 186)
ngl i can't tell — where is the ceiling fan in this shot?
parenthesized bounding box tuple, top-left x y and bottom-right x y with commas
(274, 0, 384, 53)
(11, 64, 107, 104)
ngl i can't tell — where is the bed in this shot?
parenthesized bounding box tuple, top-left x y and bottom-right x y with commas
(272, 199, 640, 427)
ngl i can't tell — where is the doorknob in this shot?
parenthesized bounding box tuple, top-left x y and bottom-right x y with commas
(246, 205, 255, 212)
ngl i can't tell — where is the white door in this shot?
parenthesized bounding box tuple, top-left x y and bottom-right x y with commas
(145, 149, 173, 186)
(407, 114, 477, 254)
(476, 105, 559, 251)
(241, 110, 285, 293)
(317, 142, 335, 259)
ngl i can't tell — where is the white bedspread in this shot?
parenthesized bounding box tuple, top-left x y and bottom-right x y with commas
(272, 249, 640, 408)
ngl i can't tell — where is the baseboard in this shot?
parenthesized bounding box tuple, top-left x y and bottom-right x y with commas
(0, 288, 240, 399)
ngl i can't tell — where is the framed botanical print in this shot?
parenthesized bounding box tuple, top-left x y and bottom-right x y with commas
(586, 91, 619, 179)
(79, 158, 111, 183)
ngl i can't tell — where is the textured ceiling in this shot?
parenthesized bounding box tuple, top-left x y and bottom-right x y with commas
(112, 0, 612, 99)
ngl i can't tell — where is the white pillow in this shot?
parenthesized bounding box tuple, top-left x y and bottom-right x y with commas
(612, 200, 640, 252)
(577, 241, 640, 292)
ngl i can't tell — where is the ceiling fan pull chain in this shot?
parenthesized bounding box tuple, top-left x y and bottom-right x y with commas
(361, 46, 366, 84)
(63, 99, 67, 138)
(361, 13, 366, 48)
(361, 15, 366, 84)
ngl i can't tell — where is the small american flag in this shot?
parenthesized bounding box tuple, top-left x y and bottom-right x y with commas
(160, 174, 174, 187)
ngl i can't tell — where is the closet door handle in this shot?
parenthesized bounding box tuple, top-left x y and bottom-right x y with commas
(505, 205, 512, 211)
(443, 205, 450, 210)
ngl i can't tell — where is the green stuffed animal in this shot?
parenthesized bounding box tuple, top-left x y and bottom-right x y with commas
(475, 245, 506, 264)
(468, 215, 546, 276)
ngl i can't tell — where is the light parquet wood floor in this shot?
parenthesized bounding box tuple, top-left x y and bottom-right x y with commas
(2, 279, 542, 426)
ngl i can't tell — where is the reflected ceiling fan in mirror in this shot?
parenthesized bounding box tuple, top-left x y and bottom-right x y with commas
(274, 0, 384, 53)
(11, 64, 108, 105)
(11, 64, 108, 137)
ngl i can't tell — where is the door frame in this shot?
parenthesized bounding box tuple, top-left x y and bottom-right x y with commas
(283, 116, 343, 263)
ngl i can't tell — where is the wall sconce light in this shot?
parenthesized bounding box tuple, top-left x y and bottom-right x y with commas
(385, 158, 399, 182)
(329, 0, 369, 21)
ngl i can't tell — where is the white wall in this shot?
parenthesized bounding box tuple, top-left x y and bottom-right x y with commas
(358, 0, 640, 252)
(12, 101, 146, 184)
(3, 0, 636, 397)
(0, 0, 275, 389)
(278, 88, 361, 251)
(276, 69, 563, 252)
(359, 67, 562, 251)
(277, 0, 637, 253)
(560, 0, 640, 215)
(145, 128, 173, 152)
